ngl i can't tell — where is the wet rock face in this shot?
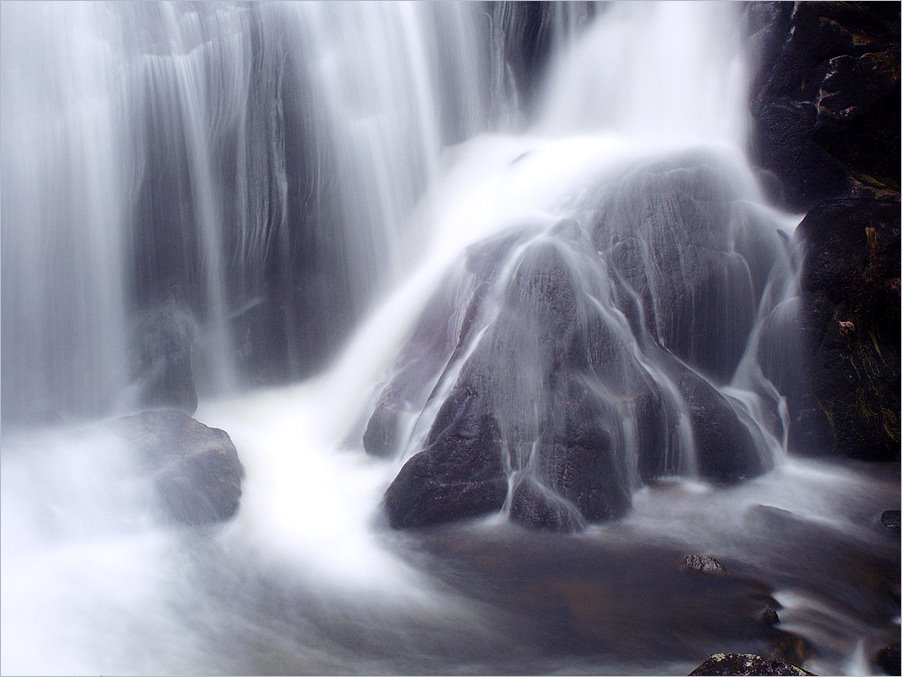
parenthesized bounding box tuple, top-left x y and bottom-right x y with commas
(876, 640, 901, 676)
(509, 478, 584, 532)
(132, 303, 198, 415)
(747, 2, 900, 211)
(383, 407, 508, 530)
(676, 368, 766, 483)
(689, 652, 811, 676)
(375, 151, 785, 531)
(747, 4, 901, 462)
(113, 409, 244, 525)
(790, 199, 900, 460)
(593, 156, 786, 384)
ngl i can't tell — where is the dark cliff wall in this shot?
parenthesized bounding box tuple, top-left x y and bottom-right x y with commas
(747, 1, 901, 460)
(747, 1, 900, 211)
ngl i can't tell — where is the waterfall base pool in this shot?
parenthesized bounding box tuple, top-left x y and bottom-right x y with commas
(2, 384, 898, 676)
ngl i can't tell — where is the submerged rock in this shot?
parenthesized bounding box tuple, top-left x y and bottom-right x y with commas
(689, 652, 812, 676)
(113, 409, 244, 526)
(679, 554, 726, 574)
(757, 606, 780, 626)
(881, 510, 901, 529)
(876, 640, 901, 676)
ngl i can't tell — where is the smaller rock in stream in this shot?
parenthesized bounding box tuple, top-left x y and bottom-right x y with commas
(679, 554, 726, 574)
(113, 409, 244, 526)
(876, 640, 901, 676)
(880, 509, 901, 529)
(689, 652, 813, 676)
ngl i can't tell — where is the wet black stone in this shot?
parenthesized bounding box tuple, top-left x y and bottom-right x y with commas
(509, 478, 584, 532)
(677, 368, 770, 483)
(679, 554, 726, 574)
(881, 510, 901, 529)
(689, 652, 812, 676)
(747, 1, 900, 211)
(790, 198, 900, 461)
(383, 408, 508, 529)
(372, 151, 789, 530)
(758, 606, 781, 626)
(876, 640, 901, 675)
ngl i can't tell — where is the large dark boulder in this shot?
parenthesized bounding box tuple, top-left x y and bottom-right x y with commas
(113, 409, 244, 525)
(789, 198, 900, 460)
(747, 2, 900, 211)
(372, 151, 787, 532)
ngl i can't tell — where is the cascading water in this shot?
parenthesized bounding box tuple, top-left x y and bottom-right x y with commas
(1, 1, 501, 419)
(1, 3, 897, 676)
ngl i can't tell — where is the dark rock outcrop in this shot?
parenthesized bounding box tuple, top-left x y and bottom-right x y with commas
(383, 399, 508, 529)
(789, 199, 900, 460)
(375, 151, 785, 531)
(747, 4, 901, 463)
(747, 2, 900, 211)
(876, 640, 901, 676)
(689, 652, 812, 676)
(113, 409, 244, 525)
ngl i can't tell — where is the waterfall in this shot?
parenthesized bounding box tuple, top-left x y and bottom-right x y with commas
(1, 2, 132, 422)
(2, 3, 896, 676)
(1, 2, 503, 422)
(538, 2, 749, 143)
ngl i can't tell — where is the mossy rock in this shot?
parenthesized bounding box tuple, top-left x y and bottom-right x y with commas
(689, 652, 813, 676)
